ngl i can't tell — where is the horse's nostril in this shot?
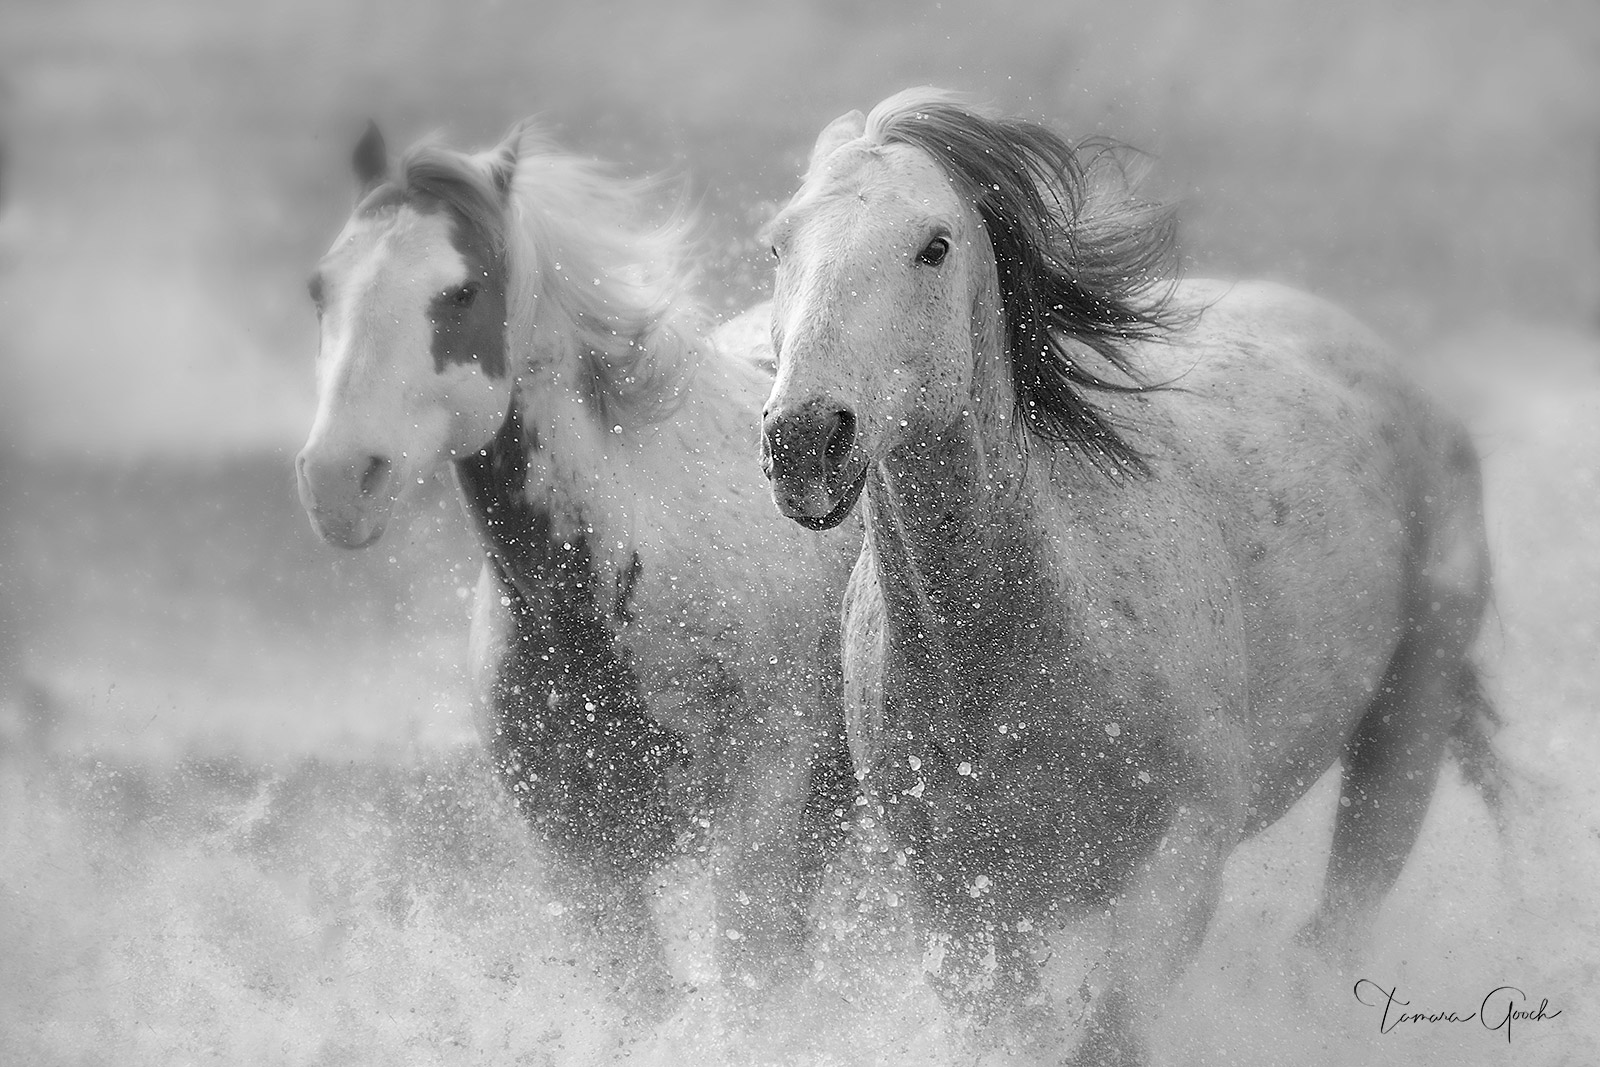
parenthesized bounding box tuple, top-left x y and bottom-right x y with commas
(359, 455, 392, 497)
(824, 408, 856, 473)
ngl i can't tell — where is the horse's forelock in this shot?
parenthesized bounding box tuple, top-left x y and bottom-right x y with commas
(862, 90, 1181, 477)
(389, 145, 510, 259)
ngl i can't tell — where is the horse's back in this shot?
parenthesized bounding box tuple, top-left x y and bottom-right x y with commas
(1160, 279, 1417, 424)
(1161, 279, 1481, 546)
(1140, 280, 1489, 809)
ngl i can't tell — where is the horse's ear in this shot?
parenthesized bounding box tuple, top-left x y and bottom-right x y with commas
(487, 121, 525, 199)
(807, 109, 866, 175)
(352, 120, 388, 192)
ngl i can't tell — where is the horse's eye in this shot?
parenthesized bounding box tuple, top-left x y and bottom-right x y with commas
(451, 284, 478, 308)
(916, 237, 950, 267)
(770, 245, 780, 261)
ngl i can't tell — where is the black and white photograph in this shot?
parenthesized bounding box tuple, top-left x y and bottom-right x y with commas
(1, 1, 1596, 1064)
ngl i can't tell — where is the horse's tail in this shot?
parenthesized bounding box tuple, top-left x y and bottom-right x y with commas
(1447, 663, 1508, 829)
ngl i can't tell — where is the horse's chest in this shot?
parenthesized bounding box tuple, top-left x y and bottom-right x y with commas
(613, 573, 757, 750)
(872, 720, 1178, 914)
(858, 619, 1185, 912)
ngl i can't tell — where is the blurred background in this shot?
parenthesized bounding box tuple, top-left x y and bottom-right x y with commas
(1, 1, 1598, 1064)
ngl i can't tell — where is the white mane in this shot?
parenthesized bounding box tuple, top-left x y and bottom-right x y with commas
(500, 130, 708, 428)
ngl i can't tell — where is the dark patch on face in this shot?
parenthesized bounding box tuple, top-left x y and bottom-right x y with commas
(358, 184, 509, 379)
(425, 202, 509, 378)
(1270, 493, 1290, 527)
(614, 552, 643, 624)
(454, 405, 689, 869)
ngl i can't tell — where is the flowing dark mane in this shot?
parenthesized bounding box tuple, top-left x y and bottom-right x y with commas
(866, 89, 1181, 475)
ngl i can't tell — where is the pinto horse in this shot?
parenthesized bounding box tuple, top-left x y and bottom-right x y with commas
(759, 88, 1500, 1063)
(295, 122, 857, 998)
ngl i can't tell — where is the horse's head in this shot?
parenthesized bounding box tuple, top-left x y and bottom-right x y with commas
(761, 89, 1177, 528)
(296, 122, 520, 548)
(761, 100, 993, 530)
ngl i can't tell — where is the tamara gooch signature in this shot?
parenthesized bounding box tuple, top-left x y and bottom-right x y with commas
(1353, 979, 1563, 1042)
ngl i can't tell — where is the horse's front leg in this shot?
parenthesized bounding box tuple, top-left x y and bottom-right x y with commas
(710, 723, 846, 996)
(1071, 801, 1236, 1067)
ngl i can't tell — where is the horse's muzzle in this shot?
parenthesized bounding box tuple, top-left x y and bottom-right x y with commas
(761, 399, 867, 530)
(295, 448, 395, 549)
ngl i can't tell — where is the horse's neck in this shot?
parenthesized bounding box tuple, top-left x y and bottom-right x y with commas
(508, 380, 622, 573)
(507, 325, 729, 581)
(866, 415, 1046, 676)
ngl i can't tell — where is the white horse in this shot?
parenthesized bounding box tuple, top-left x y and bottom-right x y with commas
(295, 121, 858, 1002)
(759, 88, 1499, 1064)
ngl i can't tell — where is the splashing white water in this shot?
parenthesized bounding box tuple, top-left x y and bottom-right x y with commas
(4, 335, 1597, 1065)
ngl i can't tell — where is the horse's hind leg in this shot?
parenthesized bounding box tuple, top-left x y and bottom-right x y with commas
(1308, 646, 1477, 955)
(1308, 436, 1492, 957)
